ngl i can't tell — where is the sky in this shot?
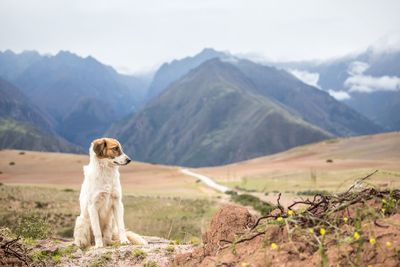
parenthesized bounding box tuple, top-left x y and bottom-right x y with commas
(1, 0, 400, 73)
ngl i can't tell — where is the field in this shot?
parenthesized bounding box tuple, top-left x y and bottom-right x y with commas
(195, 132, 400, 204)
(1, 132, 399, 241)
(0, 184, 218, 242)
(0, 149, 217, 198)
(0, 150, 220, 241)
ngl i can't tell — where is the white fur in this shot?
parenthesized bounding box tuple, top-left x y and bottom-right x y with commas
(73, 142, 147, 248)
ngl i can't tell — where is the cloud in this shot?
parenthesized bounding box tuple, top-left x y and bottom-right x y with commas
(345, 74, 400, 93)
(370, 33, 400, 54)
(328, 90, 351, 100)
(347, 61, 369, 75)
(289, 69, 320, 88)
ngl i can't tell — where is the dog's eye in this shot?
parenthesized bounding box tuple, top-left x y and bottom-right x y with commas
(113, 147, 119, 152)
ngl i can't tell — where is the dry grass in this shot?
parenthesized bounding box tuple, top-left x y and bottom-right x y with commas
(0, 149, 216, 198)
(0, 185, 219, 241)
(195, 132, 400, 198)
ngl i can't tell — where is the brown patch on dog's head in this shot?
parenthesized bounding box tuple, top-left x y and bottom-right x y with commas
(92, 138, 123, 159)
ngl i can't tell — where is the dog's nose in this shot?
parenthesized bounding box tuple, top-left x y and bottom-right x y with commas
(126, 158, 131, 164)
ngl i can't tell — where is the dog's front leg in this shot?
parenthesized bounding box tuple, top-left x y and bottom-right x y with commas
(88, 202, 103, 248)
(113, 199, 129, 244)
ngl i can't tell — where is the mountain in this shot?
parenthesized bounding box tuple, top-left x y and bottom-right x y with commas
(0, 78, 53, 130)
(0, 119, 83, 153)
(147, 48, 381, 136)
(1, 51, 147, 147)
(0, 78, 82, 153)
(233, 59, 382, 136)
(0, 50, 42, 81)
(273, 49, 400, 131)
(146, 48, 226, 99)
(108, 59, 333, 167)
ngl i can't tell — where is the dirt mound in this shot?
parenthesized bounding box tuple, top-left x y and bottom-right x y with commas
(203, 205, 255, 249)
(174, 204, 256, 266)
(174, 187, 400, 266)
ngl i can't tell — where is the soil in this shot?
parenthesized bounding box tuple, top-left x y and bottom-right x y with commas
(173, 198, 400, 267)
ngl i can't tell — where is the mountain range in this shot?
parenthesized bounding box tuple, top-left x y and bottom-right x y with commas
(108, 53, 381, 166)
(0, 50, 147, 149)
(1, 47, 397, 166)
(0, 78, 82, 153)
(272, 48, 400, 131)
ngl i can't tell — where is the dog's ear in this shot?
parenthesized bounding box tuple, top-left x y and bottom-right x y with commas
(93, 138, 107, 157)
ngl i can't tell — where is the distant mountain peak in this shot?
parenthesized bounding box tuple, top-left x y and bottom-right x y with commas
(146, 48, 229, 99)
(56, 50, 79, 58)
(197, 47, 226, 58)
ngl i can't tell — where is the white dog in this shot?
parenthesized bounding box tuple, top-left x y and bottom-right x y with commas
(74, 138, 147, 248)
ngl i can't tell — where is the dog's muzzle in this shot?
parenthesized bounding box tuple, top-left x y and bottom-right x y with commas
(113, 155, 131, 166)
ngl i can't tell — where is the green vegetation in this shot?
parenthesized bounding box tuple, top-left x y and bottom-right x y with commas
(165, 245, 175, 254)
(144, 260, 158, 267)
(0, 119, 81, 153)
(14, 214, 51, 239)
(91, 252, 112, 267)
(31, 245, 77, 265)
(228, 191, 274, 215)
(132, 248, 147, 260)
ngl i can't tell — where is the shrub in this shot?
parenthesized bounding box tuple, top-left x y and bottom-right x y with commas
(230, 194, 274, 215)
(15, 214, 51, 239)
(63, 188, 74, 192)
(144, 260, 157, 267)
(91, 252, 112, 267)
(165, 245, 175, 254)
(133, 248, 147, 260)
(225, 190, 238, 196)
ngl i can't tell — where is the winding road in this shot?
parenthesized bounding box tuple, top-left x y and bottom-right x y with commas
(180, 168, 230, 193)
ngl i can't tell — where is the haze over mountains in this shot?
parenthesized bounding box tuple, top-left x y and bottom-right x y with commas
(0, 50, 147, 148)
(0, 47, 398, 166)
(272, 48, 400, 131)
(0, 78, 82, 152)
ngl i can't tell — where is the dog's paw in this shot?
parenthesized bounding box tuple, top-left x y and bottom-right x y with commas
(136, 238, 148, 245)
(120, 237, 130, 245)
(94, 242, 104, 249)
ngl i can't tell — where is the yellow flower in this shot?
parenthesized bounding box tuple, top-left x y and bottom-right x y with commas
(287, 210, 294, 216)
(382, 198, 387, 203)
(353, 232, 360, 240)
(270, 243, 278, 250)
(240, 262, 250, 267)
(381, 208, 386, 214)
(309, 228, 314, 234)
(276, 216, 283, 222)
(369, 238, 376, 245)
(343, 217, 348, 223)
(386, 241, 392, 247)
(367, 265, 373, 267)
(320, 228, 326, 236)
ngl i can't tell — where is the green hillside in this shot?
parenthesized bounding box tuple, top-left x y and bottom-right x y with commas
(108, 59, 332, 167)
(0, 119, 81, 153)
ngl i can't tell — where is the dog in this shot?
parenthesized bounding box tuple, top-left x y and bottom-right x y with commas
(73, 137, 148, 248)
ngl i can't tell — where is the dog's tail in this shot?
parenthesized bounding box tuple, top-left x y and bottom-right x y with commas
(126, 231, 148, 245)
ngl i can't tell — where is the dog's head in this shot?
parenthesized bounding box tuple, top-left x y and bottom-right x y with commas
(91, 138, 131, 166)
